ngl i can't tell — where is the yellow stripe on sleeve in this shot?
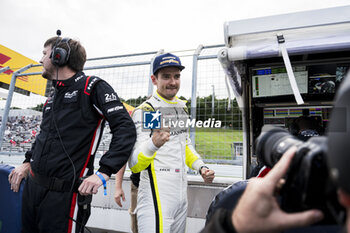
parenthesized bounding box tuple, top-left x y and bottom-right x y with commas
(185, 145, 200, 169)
(130, 152, 157, 173)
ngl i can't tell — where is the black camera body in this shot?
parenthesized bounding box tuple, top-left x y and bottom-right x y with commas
(255, 126, 344, 224)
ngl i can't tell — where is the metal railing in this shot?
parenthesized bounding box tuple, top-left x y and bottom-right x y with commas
(0, 46, 242, 165)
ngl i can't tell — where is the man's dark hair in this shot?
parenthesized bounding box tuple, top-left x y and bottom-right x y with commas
(44, 37, 86, 72)
(154, 70, 159, 78)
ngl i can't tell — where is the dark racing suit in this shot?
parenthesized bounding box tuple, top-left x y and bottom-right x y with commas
(22, 71, 136, 233)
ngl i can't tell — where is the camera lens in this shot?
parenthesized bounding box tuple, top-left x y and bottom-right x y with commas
(255, 125, 303, 167)
(255, 126, 342, 221)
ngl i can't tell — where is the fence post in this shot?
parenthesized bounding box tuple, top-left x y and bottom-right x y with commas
(0, 64, 35, 149)
(211, 85, 215, 116)
(190, 45, 203, 145)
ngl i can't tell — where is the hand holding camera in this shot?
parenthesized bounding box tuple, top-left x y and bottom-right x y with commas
(255, 125, 345, 224)
(233, 147, 324, 233)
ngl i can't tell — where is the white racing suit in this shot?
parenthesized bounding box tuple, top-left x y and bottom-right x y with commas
(129, 92, 206, 233)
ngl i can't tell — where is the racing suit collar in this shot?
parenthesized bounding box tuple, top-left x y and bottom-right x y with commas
(155, 90, 178, 104)
(52, 71, 85, 88)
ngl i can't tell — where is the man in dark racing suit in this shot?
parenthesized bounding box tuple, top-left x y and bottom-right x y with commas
(8, 35, 136, 233)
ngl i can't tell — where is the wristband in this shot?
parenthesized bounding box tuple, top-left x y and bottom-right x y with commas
(95, 171, 107, 196)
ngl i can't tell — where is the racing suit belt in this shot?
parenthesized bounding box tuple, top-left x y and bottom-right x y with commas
(29, 168, 79, 192)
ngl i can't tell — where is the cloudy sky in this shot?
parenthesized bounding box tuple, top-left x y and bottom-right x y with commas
(2, 0, 350, 61)
(1, 0, 350, 109)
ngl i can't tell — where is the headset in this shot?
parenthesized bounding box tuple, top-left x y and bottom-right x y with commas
(50, 30, 72, 67)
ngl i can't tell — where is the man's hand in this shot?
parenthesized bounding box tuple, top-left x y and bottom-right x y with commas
(8, 162, 30, 192)
(152, 128, 170, 148)
(201, 167, 215, 183)
(114, 164, 126, 207)
(78, 172, 109, 196)
(232, 147, 324, 233)
(114, 186, 126, 207)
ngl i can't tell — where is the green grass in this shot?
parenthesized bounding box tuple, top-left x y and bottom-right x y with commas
(193, 128, 243, 160)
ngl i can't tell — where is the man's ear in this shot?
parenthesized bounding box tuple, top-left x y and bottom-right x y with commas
(338, 189, 350, 207)
(151, 75, 157, 85)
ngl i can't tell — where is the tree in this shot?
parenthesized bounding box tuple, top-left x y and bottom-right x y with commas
(31, 103, 44, 112)
(122, 95, 242, 129)
(124, 96, 148, 107)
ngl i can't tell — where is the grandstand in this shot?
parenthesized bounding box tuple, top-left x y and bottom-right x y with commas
(0, 109, 114, 157)
(0, 109, 41, 152)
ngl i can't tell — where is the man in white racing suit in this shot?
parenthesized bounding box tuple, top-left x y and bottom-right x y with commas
(129, 53, 215, 233)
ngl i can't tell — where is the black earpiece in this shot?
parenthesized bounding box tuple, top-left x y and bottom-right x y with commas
(50, 30, 71, 67)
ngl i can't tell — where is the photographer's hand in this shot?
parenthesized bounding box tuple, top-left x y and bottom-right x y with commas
(232, 147, 324, 233)
(337, 189, 350, 233)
